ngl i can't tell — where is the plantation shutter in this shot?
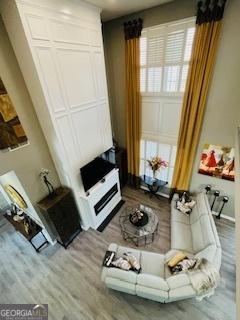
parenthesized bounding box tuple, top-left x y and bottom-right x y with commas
(140, 20, 195, 94)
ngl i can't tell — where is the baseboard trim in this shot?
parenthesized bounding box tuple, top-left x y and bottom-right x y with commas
(97, 199, 125, 232)
(212, 210, 235, 223)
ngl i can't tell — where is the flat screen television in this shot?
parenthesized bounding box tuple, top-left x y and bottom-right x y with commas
(80, 149, 116, 192)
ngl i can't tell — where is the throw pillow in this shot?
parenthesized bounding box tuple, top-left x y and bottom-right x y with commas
(167, 251, 187, 268)
(111, 257, 131, 270)
(124, 253, 141, 273)
(172, 258, 197, 275)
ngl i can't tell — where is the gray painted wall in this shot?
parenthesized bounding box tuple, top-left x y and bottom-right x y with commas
(190, 0, 240, 218)
(103, 0, 240, 218)
(0, 18, 60, 212)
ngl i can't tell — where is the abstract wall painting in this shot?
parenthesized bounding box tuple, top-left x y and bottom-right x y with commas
(0, 77, 28, 150)
(198, 143, 235, 182)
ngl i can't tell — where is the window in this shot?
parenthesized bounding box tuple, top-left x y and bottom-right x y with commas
(139, 18, 195, 191)
(140, 139, 176, 186)
(140, 19, 195, 94)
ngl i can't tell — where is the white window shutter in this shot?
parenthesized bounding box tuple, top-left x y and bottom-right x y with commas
(140, 19, 195, 94)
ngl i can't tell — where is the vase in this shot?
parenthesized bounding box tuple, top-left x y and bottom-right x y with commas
(152, 169, 157, 181)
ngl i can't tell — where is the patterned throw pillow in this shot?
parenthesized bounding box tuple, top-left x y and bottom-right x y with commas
(111, 257, 132, 270)
(124, 253, 141, 273)
(172, 259, 197, 275)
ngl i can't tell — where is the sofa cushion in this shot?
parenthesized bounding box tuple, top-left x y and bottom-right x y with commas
(104, 267, 137, 284)
(105, 277, 136, 295)
(171, 221, 193, 253)
(164, 263, 172, 279)
(209, 214, 221, 248)
(195, 244, 217, 264)
(191, 215, 216, 253)
(166, 273, 191, 289)
(136, 285, 168, 302)
(190, 193, 209, 224)
(169, 285, 196, 301)
(116, 245, 141, 261)
(171, 207, 190, 224)
(137, 274, 169, 291)
(108, 243, 118, 252)
(141, 251, 165, 277)
(213, 247, 222, 271)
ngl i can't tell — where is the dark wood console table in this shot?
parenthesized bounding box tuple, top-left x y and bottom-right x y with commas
(37, 187, 82, 249)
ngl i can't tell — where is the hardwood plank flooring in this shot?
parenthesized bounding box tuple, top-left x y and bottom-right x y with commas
(0, 187, 236, 320)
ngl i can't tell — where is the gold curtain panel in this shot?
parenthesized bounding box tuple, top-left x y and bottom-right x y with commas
(124, 19, 143, 187)
(171, 0, 227, 192)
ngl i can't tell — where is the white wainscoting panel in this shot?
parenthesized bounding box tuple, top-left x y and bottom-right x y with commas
(26, 14, 49, 40)
(50, 19, 88, 45)
(1, 0, 113, 230)
(142, 100, 161, 134)
(142, 95, 182, 144)
(35, 46, 66, 112)
(160, 100, 181, 138)
(57, 48, 96, 108)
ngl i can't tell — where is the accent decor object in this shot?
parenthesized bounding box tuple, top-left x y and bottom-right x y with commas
(129, 208, 148, 227)
(39, 168, 56, 199)
(198, 143, 234, 181)
(4, 185, 27, 209)
(147, 156, 168, 181)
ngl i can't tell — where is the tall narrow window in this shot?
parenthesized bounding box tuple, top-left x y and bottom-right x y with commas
(139, 18, 195, 192)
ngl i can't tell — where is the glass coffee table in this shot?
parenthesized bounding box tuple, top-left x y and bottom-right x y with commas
(119, 204, 159, 246)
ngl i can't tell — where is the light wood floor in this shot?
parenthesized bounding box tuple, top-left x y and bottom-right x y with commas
(0, 187, 236, 320)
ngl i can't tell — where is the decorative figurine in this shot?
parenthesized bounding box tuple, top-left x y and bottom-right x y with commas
(129, 208, 143, 225)
(39, 168, 56, 199)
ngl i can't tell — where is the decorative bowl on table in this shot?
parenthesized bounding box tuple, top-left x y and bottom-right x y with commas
(129, 208, 149, 227)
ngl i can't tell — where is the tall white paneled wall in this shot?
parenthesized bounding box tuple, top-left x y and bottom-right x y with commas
(0, 0, 113, 229)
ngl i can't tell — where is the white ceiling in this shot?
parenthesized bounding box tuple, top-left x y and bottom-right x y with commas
(84, 0, 173, 22)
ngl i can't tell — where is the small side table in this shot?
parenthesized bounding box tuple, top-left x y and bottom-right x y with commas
(141, 175, 167, 198)
(4, 213, 48, 252)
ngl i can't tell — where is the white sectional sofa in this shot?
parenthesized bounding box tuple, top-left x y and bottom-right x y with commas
(101, 193, 222, 303)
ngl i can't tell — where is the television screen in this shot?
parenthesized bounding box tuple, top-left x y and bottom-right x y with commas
(80, 149, 116, 192)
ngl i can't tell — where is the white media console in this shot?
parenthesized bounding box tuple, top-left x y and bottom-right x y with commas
(80, 169, 122, 230)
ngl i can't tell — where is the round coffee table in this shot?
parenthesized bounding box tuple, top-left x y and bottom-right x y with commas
(119, 204, 159, 246)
